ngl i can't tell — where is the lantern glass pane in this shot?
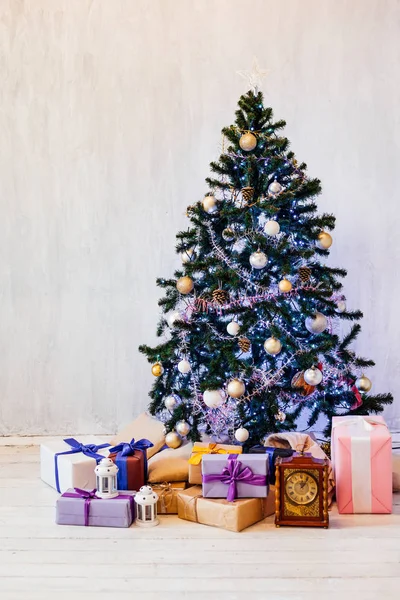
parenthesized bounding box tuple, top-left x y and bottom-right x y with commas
(96, 476, 100, 491)
(103, 477, 109, 492)
(145, 505, 152, 521)
(112, 475, 117, 493)
(138, 505, 144, 521)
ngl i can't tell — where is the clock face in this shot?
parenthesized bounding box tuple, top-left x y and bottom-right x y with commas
(285, 470, 318, 505)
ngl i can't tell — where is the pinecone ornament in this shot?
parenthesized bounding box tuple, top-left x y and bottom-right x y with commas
(212, 288, 229, 305)
(238, 336, 251, 353)
(241, 186, 255, 205)
(298, 266, 311, 283)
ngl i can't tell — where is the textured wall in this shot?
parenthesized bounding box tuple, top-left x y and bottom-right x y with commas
(0, 0, 399, 435)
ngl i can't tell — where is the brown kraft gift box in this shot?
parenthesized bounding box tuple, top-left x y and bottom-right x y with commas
(188, 442, 242, 485)
(152, 482, 187, 514)
(177, 485, 275, 532)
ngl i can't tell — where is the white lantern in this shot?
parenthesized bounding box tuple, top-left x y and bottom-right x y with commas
(95, 458, 119, 499)
(134, 485, 159, 527)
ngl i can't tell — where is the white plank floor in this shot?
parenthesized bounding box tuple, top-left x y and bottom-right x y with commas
(1, 445, 400, 600)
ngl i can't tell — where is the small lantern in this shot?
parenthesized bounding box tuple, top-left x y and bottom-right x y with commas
(134, 485, 159, 527)
(95, 458, 119, 499)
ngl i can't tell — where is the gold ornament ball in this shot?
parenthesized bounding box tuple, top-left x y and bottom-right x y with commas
(227, 378, 246, 398)
(356, 374, 372, 392)
(239, 132, 257, 152)
(264, 336, 282, 356)
(165, 431, 182, 449)
(151, 362, 164, 377)
(278, 278, 292, 293)
(176, 276, 194, 295)
(202, 195, 218, 214)
(316, 231, 333, 250)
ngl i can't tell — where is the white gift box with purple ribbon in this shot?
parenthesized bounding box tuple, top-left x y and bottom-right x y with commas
(40, 437, 110, 494)
(202, 454, 269, 501)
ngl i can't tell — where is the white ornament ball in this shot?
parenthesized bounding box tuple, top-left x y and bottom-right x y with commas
(176, 420, 191, 436)
(227, 321, 240, 336)
(268, 180, 283, 195)
(316, 231, 333, 249)
(178, 359, 191, 374)
(202, 195, 218, 214)
(263, 337, 282, 356)
(234, 427, 249, 443)
(355, 374, 372, 392)
(227, 378, 246, 398)
(167, 311, 183, 327)
(278, 278, 293, 293)
(335, 300, 347, 313)
(164, 395, 178, 410)
(304, 367, 323, 386)
(181, 248, 196, 263)
(264, 220, 280, 236)
(305, 312, 328, 334)
(203, 389, 226, 408)
(239, 132, 257, 152)
(249, 250, 268, 269)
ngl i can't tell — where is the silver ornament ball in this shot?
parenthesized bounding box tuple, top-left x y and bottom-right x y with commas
(176, 420, 191, 436)
(305, 312, 328, 334)
(335, 300, 347, 313)
(165, 431, 182, 449)
(181, 248, 196, 264)
(164, 395, 178, 410)
(304, 366, 323, 386)
(268, 180, 283, 195)
(249, 250, 268, 269)
(222, 227, 235, 242)
(275, 410, 286, 423)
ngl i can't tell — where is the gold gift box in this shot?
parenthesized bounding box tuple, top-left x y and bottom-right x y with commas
(152, 482, 187, 514)
(188, 442, 242, 485)
(177, 485, 275, 532)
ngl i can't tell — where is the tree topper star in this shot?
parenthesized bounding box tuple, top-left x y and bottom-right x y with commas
(237, 57, 269, 94)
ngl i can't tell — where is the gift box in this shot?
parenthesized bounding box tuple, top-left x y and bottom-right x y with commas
(331, 415, 392, 514)
(249, 446, 294, 484)
(188, 442, 242, 485)
(177, 485, 272, 532)
(111, 412, 166, 459)
(148, 442, 193, 483)
(108, 438, 153, 490)
(40, 437, 110, 493)
(56, 488, 135, 527)
(152, 482, 187, 514)
(202, 454, 268, 500)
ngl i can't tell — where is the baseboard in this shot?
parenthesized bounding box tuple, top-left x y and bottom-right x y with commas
(0, 435, 115, 446)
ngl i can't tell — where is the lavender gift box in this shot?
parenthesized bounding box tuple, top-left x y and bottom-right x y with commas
(202, 454, 269, 501)
(56, 489, 135, 528)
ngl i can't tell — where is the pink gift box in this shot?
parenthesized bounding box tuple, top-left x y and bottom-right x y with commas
(331, 416, 392, 514)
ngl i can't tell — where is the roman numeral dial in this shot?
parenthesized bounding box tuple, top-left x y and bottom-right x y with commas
(284, 470, 318, 505)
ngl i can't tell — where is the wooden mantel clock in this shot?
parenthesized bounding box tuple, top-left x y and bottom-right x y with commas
(275, 453, 329, 528)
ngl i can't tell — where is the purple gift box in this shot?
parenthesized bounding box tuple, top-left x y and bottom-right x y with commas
(56, 488, 135, 528)
(202, 454, 269, 501)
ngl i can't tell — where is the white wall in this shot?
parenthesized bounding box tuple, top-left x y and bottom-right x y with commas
(0, 0, 399, 435)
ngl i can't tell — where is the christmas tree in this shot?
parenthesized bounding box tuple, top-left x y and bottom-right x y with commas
(139, 72, 393, 448)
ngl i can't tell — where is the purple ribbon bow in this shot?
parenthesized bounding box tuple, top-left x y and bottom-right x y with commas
(62, 488, 135, 526)
(54, 438, 110, 493)
(202, 455, 267, 502)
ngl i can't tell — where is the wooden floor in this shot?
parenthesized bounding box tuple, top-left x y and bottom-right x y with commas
(1, 445, 400, 600)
